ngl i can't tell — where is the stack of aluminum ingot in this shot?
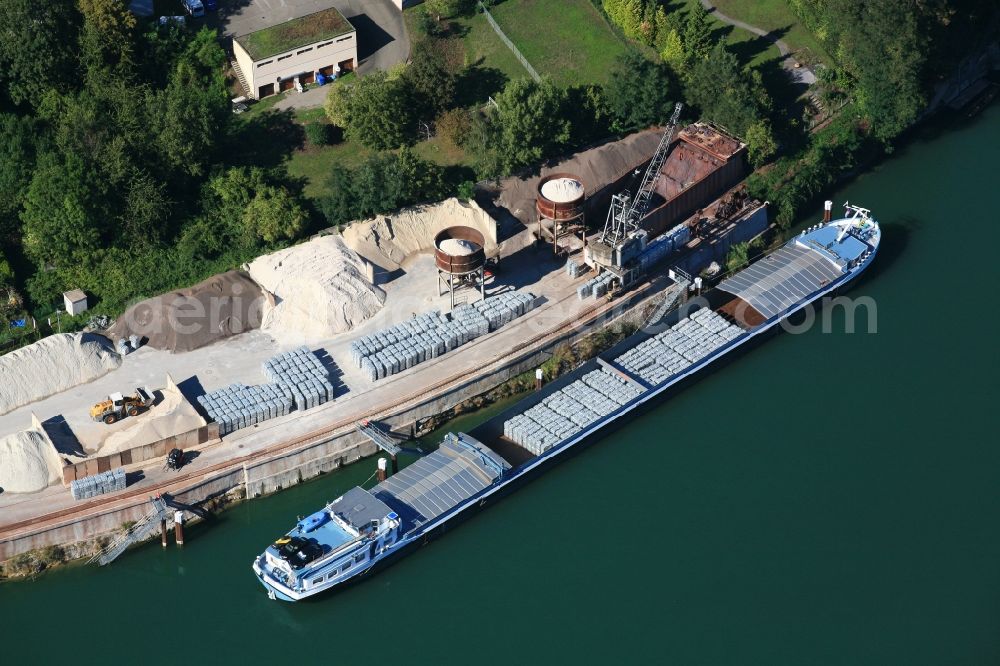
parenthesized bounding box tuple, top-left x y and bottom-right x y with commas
(197, 383, 295, 436)
(565, 258, 588, 278)
(198, 348, 337, 436)
(71, 467, 126, 500)
(503, 369, 643, 454)
(350, 291, 537, 381)
(577, 272, 615, 300)
(614, 309, 744, 386)
(264, 346, 338, 411)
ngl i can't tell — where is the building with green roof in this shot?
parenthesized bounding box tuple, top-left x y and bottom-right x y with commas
(233, 6, 357, 99)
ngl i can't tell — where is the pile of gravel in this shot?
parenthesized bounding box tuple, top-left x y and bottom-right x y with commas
(0, 333, 121, 416)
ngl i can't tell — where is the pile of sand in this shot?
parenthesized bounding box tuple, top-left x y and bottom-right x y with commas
(541, 177, 584, 203)
(342, 198, 498, 269)
(495, 129, 664, 224)
(439, 239, 478, 255)
(0, 333, 122, 417)
(106, 271, 264, 353)
(99, 376, 206, 455)
(247, 235, 386, 342)
(0, 425, 63, 493)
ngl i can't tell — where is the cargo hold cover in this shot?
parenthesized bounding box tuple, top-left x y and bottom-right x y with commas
(717, 244, 843, 321)
(373, 434, 510, 529)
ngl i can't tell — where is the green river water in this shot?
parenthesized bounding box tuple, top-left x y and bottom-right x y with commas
(2, 102, 999, 665)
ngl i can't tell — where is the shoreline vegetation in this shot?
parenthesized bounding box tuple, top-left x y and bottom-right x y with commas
(0, 0, 993, 351)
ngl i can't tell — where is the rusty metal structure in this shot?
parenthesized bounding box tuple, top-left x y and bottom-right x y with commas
(435, 226, 487, 309)
(535, 172, 586, 256)
(641, 122, 747, 238)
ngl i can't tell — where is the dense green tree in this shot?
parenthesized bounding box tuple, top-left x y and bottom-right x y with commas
(565, 84, 611, 145)
(786, 0, 999, 141)
(184, 167, 307, 255)
(464, 113, 505, 180)
(682, 4, 714, 67)
(139, 22, 191, 87)
(324, 71, 414, 150)
(78, 0, 137, 76)
(243, 185, 307, 244)
(154, 58, 229, 176)
(487, 78, 571, 173)
(319, 149, 447, 225)
(0, 114, 39, 236)
(0, 0, 81, 106)
(21, 154, 104, 268)
(744, 119, 778, 167)
(685, 43, 771, 136)
(152, 32, 229, 177)
(826, 0, 923, 142)
(604, 52, 677, 133)
(435, 108, 473, 148)
(403, 38, 457, 119)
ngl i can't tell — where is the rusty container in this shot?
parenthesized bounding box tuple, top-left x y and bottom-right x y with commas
(434, 226, 486, 275)
(536, 172, 585, 221)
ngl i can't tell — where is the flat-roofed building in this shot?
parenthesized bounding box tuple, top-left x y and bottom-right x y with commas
(233, 6, 357, 99)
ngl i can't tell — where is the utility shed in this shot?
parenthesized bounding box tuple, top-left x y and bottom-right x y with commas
(233, 6, 357, 99)
(63, 289, 88, 316)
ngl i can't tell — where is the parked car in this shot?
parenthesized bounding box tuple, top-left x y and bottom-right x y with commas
(231, 96, 249, 114)
(182, 0, 204, 18)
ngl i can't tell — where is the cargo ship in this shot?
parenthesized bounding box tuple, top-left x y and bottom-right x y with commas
(252, 203, 880, 601)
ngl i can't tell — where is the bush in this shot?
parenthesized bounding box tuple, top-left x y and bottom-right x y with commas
(319, 148, 448, 226)
(435, 108, 472, 148)
(304, 122, 332, 146)
(456, 180, 475, 200)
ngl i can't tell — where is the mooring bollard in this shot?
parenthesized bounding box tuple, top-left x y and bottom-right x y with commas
(160, 519, 168, 548)
(174, 511, 184, 547)
(535, 368, 544, 391)
(377, 457, 388, 482)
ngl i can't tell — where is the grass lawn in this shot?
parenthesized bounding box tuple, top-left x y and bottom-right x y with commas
(487, 0, 632, 87)
(411, 134, 472, 168)
(450, 13, 527, 84)
(707, 0, 832, 66)
(673, 0, 781, 69)
(286, 137, 370, 200)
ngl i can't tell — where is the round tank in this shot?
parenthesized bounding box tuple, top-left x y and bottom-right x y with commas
(434, 226, 486, 275)
(536, 172, 585, 221)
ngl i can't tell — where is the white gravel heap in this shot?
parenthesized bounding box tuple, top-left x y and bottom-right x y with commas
(0, 333, 122, 416)
(341, 198, 497, 267)
(541, 177, 584, 203)
(439, 238, 479, 255)
(247, 235, 386, 343)
(0, 427, 63, 493)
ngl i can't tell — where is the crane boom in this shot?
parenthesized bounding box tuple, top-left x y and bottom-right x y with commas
(600, 102, 683, 248)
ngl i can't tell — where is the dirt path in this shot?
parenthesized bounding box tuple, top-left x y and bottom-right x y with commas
(699, 1, 816, 86)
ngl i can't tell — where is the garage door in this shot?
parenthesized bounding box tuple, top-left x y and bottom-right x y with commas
(279, 78, 295, 92)
(258, 83, 275, 98)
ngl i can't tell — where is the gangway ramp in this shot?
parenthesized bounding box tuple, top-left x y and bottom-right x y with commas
(355, 421, 403, 458)
(89, 496, 170, 566)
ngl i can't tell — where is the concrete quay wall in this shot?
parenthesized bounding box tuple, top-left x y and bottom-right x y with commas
(1, 207, 770, 564)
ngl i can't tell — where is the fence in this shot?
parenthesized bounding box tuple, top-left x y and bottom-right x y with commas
(477, 2, 540, 83)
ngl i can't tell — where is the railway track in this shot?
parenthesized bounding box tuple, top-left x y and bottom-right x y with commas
(0, 276, 664, 543)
